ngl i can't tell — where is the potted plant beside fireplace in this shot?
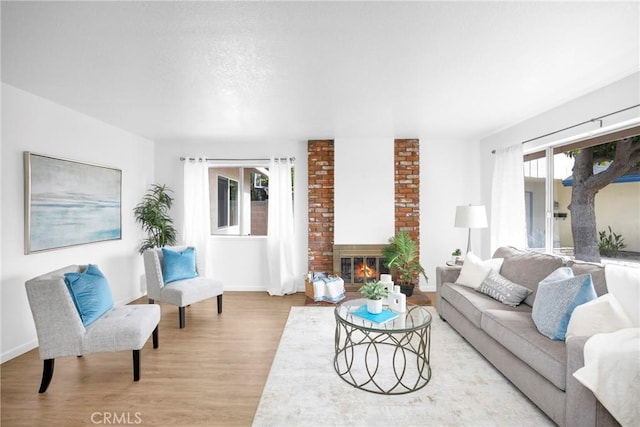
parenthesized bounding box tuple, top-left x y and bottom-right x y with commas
(381, 231, 428, 297)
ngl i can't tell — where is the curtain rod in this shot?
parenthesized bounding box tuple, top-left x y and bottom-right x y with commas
(180, 157, 295, 162)
(491, 104, 640, 154)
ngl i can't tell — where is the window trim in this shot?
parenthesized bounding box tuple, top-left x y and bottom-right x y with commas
(216, 174, 239, 231)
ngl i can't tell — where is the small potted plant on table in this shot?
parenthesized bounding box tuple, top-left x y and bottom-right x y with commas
(359, 281, 390, 314)
(451, 248, 462, 265)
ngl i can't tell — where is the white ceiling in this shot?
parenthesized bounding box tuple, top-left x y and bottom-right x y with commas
(2, 1, 639, 143)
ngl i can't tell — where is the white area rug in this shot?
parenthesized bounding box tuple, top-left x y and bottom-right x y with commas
(253, 307, 553, 427)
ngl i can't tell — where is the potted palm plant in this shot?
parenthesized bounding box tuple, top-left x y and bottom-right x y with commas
(359, 281, 390, 314)
(381, 231, 428, 297)
(133, 184, 177, 254)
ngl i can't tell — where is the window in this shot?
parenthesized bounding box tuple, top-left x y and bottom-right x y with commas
(524, 132, 640, 262)
(209, 165, 290, 236)
(523, 150, 575, 254)
(217, 176, 238, 228)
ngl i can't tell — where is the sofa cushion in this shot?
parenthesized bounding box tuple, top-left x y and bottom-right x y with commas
(565, 293, 633, 340)
(64, 264, 114, 327)
(476, 271, 532, 307)
(83, 304, 160, 354)
(162, 246, 198, 284)
(481, 309, 567, 391)
(455, 252, 504, 289)
(160, 276, 224, 307)
(567, 260, 607, 296)
(532, 267, 597, 341)
(605, 263, 640, 327)
(492, 246, 565, 306)
(440, 282, 530, 329)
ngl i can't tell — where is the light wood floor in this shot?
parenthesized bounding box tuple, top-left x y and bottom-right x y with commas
(1, 292, 306, 426)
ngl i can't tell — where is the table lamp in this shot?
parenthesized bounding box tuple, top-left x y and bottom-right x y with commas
(454, 205, 488, 254)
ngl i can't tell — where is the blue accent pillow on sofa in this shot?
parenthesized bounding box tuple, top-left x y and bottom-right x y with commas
(162, 247, 198, 284)
(532, 267, 596, 341)
(64, 264, 114, 326)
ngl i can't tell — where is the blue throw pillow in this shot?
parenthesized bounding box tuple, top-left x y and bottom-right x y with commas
(162, 247, 198, 284)
(532, 267, 596, 341)
(64, 264, 114, 326)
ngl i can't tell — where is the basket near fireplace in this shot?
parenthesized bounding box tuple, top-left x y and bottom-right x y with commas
(381, 231, 428, 297)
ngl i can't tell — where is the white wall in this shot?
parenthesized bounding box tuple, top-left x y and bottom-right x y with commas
(153, 139, 308, 292)
(332, 137, 482, 291)
(421, 139, 483, 290)
(155, 137, 481, 293)
(332, 137, 481, 291)
(479, 72, 640, 257)
(1, 84, 155, 362)
(334, 138, 395, 244)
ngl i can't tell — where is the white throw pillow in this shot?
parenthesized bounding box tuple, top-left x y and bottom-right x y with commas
(455, 252, 504, 289)
(566, 293, 633, 340)
(605, 264, 640, 327)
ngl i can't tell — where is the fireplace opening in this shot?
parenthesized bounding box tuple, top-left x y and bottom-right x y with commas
(345, 256, 389, 284)
(334, 245, 389, 286)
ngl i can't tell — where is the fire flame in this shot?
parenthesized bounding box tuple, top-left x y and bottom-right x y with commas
(356, 263, 377, 279)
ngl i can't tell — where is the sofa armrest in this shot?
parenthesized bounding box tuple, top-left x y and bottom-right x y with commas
(436, 266, 461, 289)
(566, 336, 622, 427)
(436, 266, 461, 314)
(566, 336, 598, 427)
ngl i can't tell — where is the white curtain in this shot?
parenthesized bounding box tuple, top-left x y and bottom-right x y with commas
(490, 144, 527, 252)
(183, 158, 213, 277)
(267, 157, 298, 296)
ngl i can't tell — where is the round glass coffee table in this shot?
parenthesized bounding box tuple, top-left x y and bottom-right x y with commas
(334, 298, 432, 395)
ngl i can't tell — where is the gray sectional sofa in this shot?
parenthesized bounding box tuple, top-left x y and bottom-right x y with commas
(436, 246, 620, 427)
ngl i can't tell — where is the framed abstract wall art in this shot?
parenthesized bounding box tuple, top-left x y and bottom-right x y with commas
(24, 152, 122, 254)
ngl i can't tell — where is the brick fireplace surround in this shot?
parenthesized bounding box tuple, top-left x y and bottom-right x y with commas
(307, 138, 421, 281)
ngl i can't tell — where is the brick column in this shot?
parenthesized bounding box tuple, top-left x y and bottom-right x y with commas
(394, 139, 420, 259)
(308, 140, 335, 273)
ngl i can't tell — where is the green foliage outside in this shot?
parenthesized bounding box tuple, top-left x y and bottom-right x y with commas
(598, 226, 626, 258)
(566, 142, 621, 165)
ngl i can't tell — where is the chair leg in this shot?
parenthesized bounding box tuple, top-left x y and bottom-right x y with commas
(152, 326, 159, 349)
(217, 294, 223, 314)
(148, 298, 154, 304)
(179, 306, 185, 328)
(133, 350, 140, 381)
(39, 359, 54, 393)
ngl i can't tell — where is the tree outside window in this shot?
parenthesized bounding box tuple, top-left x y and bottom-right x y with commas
(524, 135, 640, 263)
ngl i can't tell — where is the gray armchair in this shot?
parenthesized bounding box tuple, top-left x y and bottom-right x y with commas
(25, 265, 160, 393)
(143, 245, 223, 328)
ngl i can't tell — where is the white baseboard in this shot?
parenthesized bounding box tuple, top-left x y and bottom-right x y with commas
(1, 340, 38, 364)
(225, 285, 269, 292)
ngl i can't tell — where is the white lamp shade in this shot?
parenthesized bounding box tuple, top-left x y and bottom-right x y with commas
(454, 205, 488, 229)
